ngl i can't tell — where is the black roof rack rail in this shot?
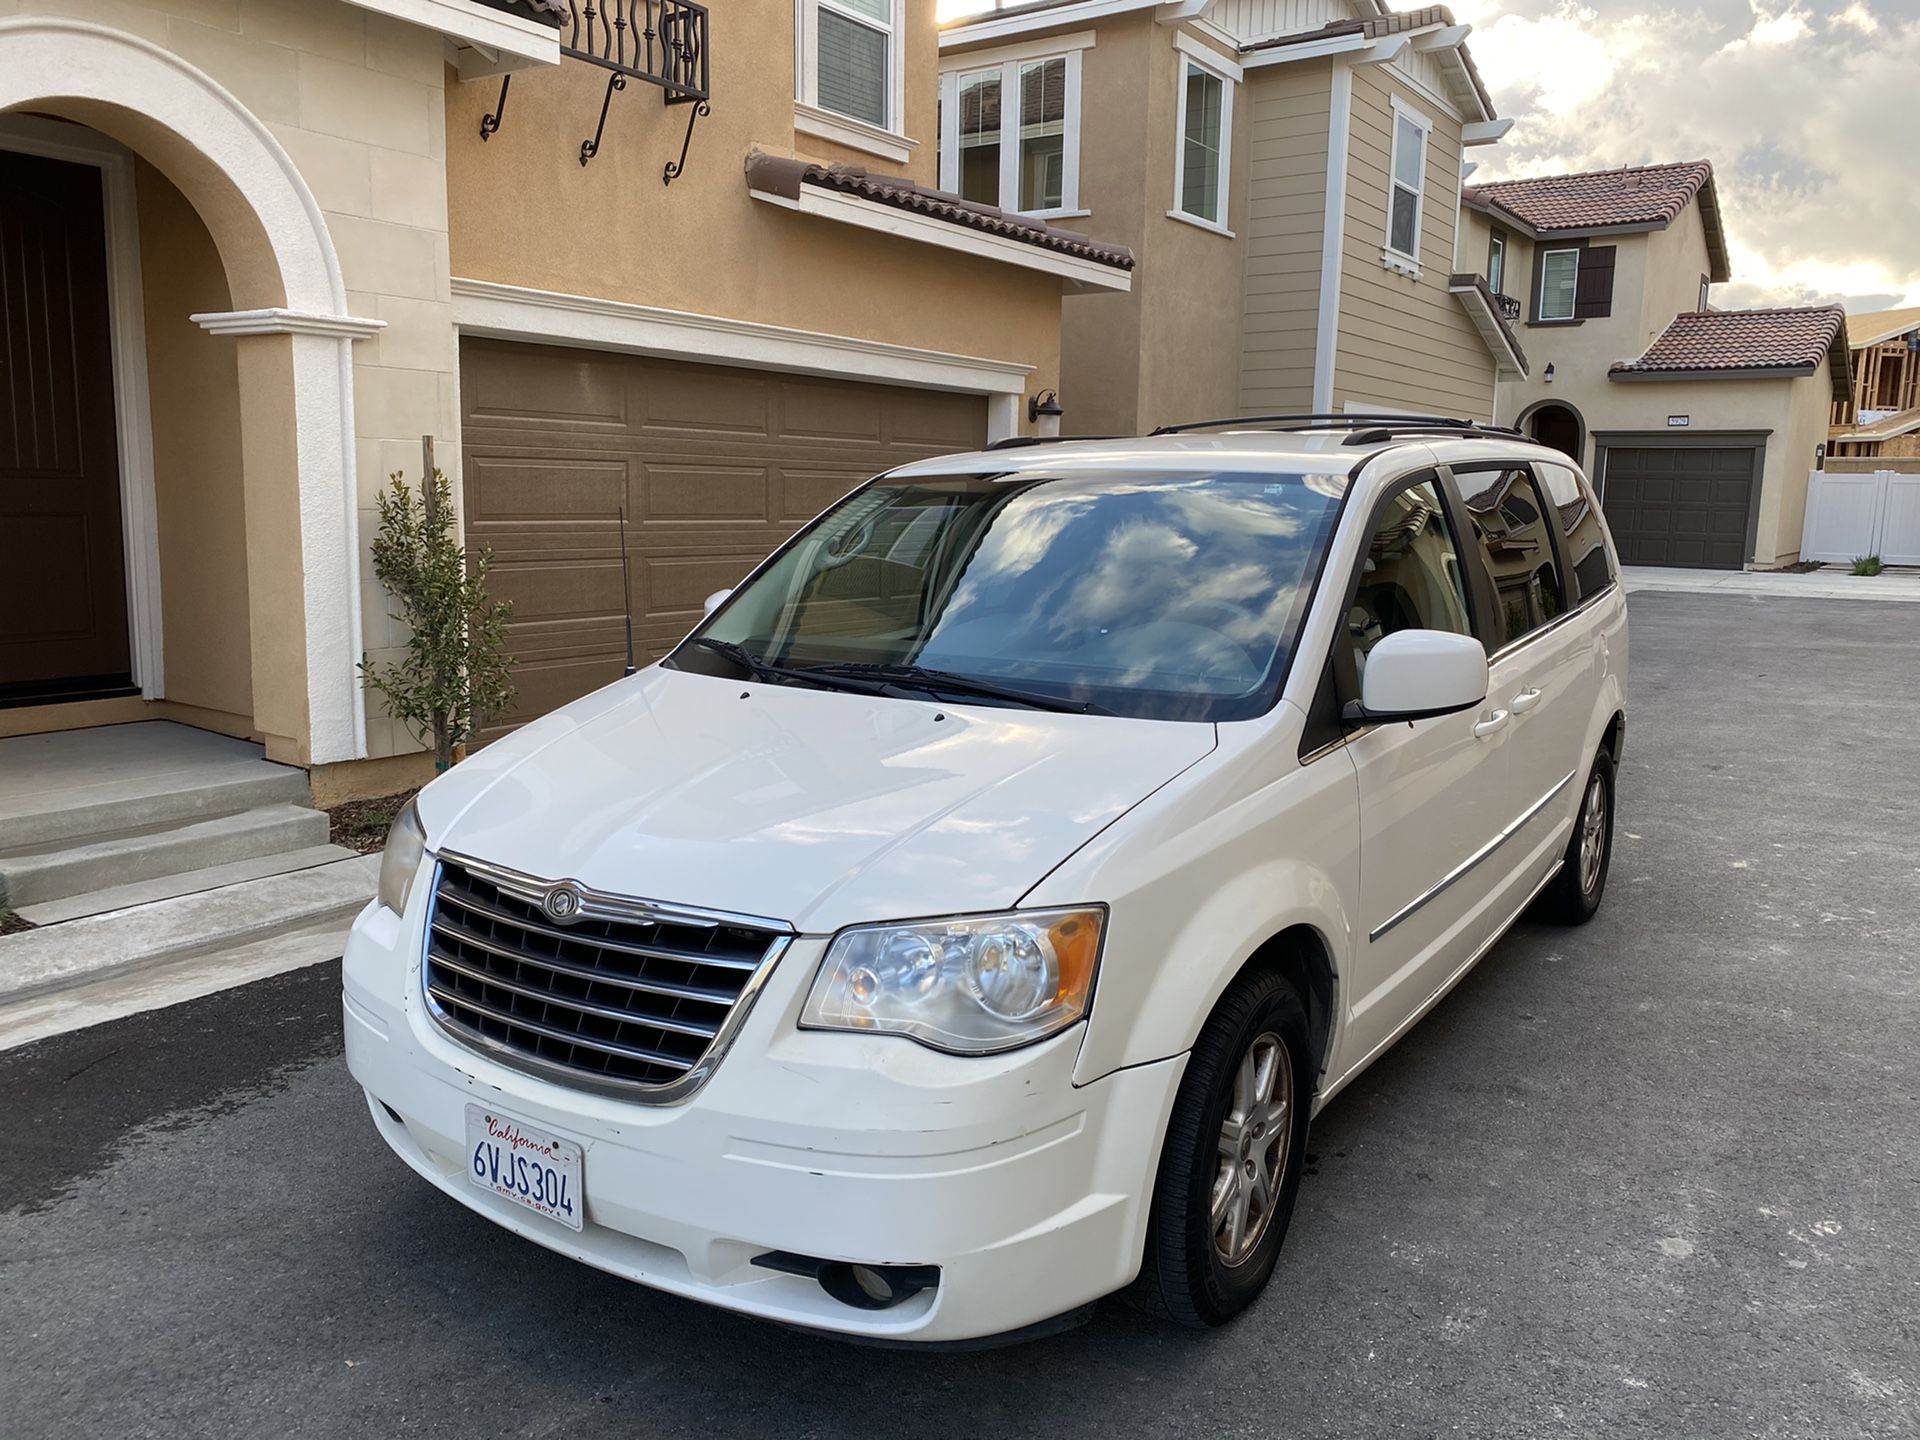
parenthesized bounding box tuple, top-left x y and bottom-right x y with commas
(985, 434, 1119, 450)
(1148, 412, 1528, 443)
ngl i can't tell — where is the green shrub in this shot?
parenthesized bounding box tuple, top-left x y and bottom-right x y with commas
(1850, 555, 1884, 577)
(360, 469, 514, 770)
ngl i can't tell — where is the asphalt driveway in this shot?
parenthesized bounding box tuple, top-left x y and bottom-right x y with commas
(3, 591, 1916, 1439)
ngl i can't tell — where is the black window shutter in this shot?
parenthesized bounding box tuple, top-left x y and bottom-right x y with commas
(1574, 245, 1616, 318)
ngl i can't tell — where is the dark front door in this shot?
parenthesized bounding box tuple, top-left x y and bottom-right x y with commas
(1599, 444, 1760, 569)
(0, 148, 132, 702)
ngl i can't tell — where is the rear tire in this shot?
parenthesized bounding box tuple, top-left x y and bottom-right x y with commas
(1534, 748, 1614, 925)
(1126, 969, 1314, 1328)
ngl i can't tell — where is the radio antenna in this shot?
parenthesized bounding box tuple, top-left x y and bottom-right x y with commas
(618, 504, 636, 676)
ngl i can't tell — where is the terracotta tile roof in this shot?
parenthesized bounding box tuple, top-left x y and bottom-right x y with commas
(744, 153, 1136, 270)
(1610, 306, 1853, 397)
(473, 0, 565, 24)
(1847, 305, 1920, 349)
(1464, 160, 1713, 233)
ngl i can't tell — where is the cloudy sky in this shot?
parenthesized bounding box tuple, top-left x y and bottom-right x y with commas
(939, 1, 1918, 314)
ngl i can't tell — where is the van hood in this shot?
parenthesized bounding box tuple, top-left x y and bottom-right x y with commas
(416, 668, 1216, 933)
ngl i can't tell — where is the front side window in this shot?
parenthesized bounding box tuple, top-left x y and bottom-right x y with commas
(1488, 231, 1506, 295)
(1539, 249, 1580, 321)
(1458, 467, 1565, 648)
(677, 470, 1347, 722)
(1532, 461, 1614, 602)
(1386, 108, 1429, 261)
(1348, 480, 1473, 678)
(1176, 61, 1229, 226)
(806, 0, 895, 129)
(940, 51, 1080, 214)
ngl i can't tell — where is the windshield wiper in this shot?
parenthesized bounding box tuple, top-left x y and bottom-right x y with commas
(688, 638, 891, 696)
(805, 661, 1114, 716)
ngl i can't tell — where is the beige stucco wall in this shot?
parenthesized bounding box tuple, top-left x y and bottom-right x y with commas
(1639, 197, 1711, 326)
(135, 158, 253, 729)
(1237, 58, 1331, 415)
(6, 0, 461, 768)
(1333, 65, 1494, 420)
(445, 0, 1062, 417)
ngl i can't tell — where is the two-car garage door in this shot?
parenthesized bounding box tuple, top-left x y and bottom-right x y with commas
(460, 339, 987, 740)
(1595, 443, 1762, 569)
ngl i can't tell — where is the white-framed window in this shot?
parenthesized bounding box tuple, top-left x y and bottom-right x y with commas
(797, 0, 900, 133)
(1488, 231, 1506, 295)
(1384, 99, 1431, 269)
(1172, 51, 1234, 231)
(937, 43, 1085, 218)
(1539, 248, 1580, 321)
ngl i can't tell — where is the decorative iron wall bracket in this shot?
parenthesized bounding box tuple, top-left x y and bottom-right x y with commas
(476, 0, 711, 182)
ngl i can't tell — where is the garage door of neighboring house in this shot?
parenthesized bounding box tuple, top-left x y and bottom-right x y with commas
(459, 339, 988, 740)
(1595, 438, 1765, 569)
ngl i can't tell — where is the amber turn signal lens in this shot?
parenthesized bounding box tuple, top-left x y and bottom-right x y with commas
(1047, 910, 1103, 1007)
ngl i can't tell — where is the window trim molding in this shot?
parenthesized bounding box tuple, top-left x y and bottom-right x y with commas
(938, 46, 1084, 216)
(1172, 46, 1235, 229)
(1535, 243, 1583, 323)
(1383, 95, 1432, 271)
(796, 0, 903, 135)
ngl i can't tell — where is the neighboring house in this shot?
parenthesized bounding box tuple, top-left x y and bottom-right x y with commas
(1828, 305, 1920, 459)
(1460, 161, 1848, 569)
(0, 0, 1131, 798)
(938, 0, 1517, 435)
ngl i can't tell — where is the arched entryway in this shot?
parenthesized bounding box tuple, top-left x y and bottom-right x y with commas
(1520, 400, 1585, 464)
(0, 17, 378, 765)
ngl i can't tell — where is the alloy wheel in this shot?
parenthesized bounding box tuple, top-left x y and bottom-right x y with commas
(1579, 772, 1608, 896)
(1211, 1032, 1293, 1267)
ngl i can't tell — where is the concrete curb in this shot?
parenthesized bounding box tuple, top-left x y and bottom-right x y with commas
(0, 854, 378, 1008)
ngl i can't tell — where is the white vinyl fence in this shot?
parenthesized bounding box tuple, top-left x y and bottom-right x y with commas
(1801, 469, 1920, 566)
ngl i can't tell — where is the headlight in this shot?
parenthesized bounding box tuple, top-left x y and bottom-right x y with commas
(800, 907, 1104, 1055)
(376, 799, 427, 916)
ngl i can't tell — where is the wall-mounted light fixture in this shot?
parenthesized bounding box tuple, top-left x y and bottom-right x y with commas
(1028, 389, 1064, 439)
(1543, 363, 1555, 384)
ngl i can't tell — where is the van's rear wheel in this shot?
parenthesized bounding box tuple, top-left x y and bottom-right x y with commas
(1534, 748, 1614, 925)
(1127, 970, 1314, 1328)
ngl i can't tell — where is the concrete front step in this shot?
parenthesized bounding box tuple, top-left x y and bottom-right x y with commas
(0, 853, 378, 1009)
(16, 843, 362, 926)
(0, 721, 311, 850)
(0, 804, 331, 908)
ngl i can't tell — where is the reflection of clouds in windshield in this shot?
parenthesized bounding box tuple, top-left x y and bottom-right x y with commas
(942, 491, 1093, 623)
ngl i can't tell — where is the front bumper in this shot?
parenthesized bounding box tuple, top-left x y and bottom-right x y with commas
(342, 895, 1185, 1344)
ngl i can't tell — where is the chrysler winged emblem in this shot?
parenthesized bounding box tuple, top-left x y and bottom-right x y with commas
(541, 881, 585, 924)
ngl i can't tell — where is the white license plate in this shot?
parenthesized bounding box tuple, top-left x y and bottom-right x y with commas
(464, 1103, 584, 1232)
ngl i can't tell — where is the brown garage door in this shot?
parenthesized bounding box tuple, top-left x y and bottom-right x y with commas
(460, 339, 988, 739)
(1598, 444, 1761, 569)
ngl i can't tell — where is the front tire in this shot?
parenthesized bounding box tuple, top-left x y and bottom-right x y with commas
(1127, 970, 1314, 1328)
(1535, 748, 1614, 924)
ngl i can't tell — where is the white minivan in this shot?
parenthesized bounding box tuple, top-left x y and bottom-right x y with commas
(343, 417, 1626, 1345)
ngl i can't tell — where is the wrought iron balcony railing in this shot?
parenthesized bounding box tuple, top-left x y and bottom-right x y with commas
(1495, 292, 1522, 322)
(479, 0, 711, 181)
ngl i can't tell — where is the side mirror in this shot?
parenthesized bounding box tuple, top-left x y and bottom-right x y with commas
(1355, 630, 1488, 721)
(703, 589, 732, 616)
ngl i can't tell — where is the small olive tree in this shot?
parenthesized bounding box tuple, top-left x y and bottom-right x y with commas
(360, 468, 514, 770)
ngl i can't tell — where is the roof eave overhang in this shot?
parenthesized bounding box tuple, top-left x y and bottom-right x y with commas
(940, 0, 1166, 49)
(1240, 20, 1496, 122)
(1608, 364, 1817, 383)
(1695, 176, 1733, 283)
(747, 180, 1133, 294)
(1448, 277, 1528, 379)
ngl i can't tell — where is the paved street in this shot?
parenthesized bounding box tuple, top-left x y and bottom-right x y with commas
(3, 591, 1917, 1440)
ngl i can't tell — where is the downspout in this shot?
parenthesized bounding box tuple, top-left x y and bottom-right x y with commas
(1312, 62, 1353, 413)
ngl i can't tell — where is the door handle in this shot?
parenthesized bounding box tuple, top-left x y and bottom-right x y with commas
(1510, 687, 1543, 714)
(1472, 709, 1510, 739)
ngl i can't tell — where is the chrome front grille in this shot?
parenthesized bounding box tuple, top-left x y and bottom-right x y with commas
(422, 854, 787, 1099)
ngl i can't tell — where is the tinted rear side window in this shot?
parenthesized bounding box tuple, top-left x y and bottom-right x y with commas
(1533, 460, 1615, 602)
(1457, 466, 1565, 648)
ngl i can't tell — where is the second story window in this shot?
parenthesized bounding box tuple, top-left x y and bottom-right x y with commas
(1539, 249, 1580, 321)
(939, 45, 1084, 217)
(1385, 101, 1431, 268)
(1173, 58, 1233, 229)
(801, 0, 898, 131)
(1488, 231, 1506, 296)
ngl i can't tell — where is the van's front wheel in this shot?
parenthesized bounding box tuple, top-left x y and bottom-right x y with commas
(1127, 970, 1314, 1328)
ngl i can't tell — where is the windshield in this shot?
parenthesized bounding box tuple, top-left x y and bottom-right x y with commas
(670, 469, 1347, 721)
